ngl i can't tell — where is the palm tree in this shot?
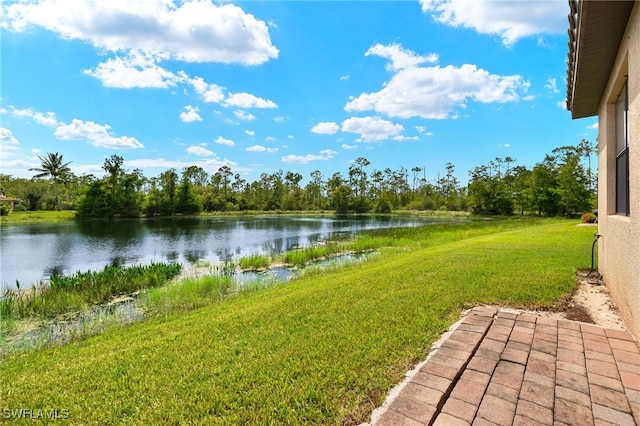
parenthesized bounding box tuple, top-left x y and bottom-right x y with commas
(29, 152, 72, 211)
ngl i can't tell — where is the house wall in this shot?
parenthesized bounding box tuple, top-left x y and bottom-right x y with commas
(597, 3, 640, 338)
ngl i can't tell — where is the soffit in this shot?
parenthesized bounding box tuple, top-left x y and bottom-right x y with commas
(567, 1, 634, 119)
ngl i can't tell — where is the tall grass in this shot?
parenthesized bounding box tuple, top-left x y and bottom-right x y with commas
(0, 263, 181, 320)
(238, 254, 271, 270)
(144, 275, 236, 314)
(282, 242, 346, 266)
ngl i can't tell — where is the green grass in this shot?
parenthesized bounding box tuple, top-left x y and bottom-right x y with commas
(0, 219, 594, 424)
(238, 254, 271, 271)
(282, 242, 347, 266)
(0, 210, 77, 224)
(1, 263, 181, 320)
(143, 275, 237, 314)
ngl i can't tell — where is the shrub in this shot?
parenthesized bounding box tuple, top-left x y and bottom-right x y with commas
(581, 212, 597, 223)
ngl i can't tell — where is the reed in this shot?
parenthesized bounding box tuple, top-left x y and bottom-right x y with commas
(0, 263, 181, 320)
(282, 242, 345, 266)
(238, 254, 271, 271)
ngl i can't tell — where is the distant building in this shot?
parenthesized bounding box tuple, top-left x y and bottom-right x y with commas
(566, 1, 639, 337)
(0, 192, 21, 211)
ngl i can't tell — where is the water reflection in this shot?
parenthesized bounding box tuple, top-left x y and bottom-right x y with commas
(1, 215, 456, 290)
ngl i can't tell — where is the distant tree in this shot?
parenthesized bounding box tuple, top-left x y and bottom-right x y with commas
(217, 166, 233, 202)
(29, 152, 72, 211)
(530, 155, 560, 216)
(467, 165, 513, 215)
(176, 171, 202, 214)
(553, 146, 592, 215)
(102, 154, 124, 196)
(331, 185, 353, 214)
(305, 170, 325, 210)
(509, 166, 532, 216)
(159, 169, 179, 214)
(578, 138, 596, 191)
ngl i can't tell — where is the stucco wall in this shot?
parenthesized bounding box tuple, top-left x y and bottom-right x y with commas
(597, 3, 640, 339)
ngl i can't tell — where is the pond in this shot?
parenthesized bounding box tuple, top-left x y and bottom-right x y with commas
(0, 215, 459, 291)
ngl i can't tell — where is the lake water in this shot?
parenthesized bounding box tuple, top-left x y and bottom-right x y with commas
(0, 215, 455, 290)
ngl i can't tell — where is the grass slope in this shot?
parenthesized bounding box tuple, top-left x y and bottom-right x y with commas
(0, 220, 594, 424)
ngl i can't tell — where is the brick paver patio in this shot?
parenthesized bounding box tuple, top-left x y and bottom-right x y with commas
(370, 307, 640, 426)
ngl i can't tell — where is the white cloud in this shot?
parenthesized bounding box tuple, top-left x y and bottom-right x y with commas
(282, 149, 337, 164)
(186, 145, 214, 156)
(182, 73, 226, 103)
(587, 122, 598, 130)
(215, 136, 235, 147)
(84, 51, 179, 89)
(265, 136, 276, 142)
(342, 144, 358, 149)
(54, 119, 143, 149)
(180, 106, 202, 123)
(0, 127, 20, 157)
(311, 122, 340, 135)
(346, 45, 530, 119)
(8, 107, 60, 127)
(2, 0, 278, 65)
(274, 116, 288, 123)
(245, 130, 256, 136)
(545, 78, 559, 94)
(246, 144, 278, 153)
(223, 92, 277, 109)
(233, 110, 256, 121)
(340, 75, 351, 81)
(125, 157, 239, 173)
(366, 43, 438, 71)
(419, 0, 566, 47)
(287, 135, 294, 139)
(393, 135, 419, 141)
(415, 125, 434, 136)
(557, 100, 568, 110)
(341, 116, 404, 142)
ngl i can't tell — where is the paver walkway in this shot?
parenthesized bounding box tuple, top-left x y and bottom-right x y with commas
(371, 307, 640, 426)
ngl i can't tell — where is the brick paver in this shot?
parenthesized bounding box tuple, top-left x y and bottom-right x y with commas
(372, 307, 640, 426)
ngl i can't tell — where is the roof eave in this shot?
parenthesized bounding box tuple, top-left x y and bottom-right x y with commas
(566, 1, 635, 120)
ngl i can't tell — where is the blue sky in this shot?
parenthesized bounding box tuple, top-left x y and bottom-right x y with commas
(0, 0, 597, 185)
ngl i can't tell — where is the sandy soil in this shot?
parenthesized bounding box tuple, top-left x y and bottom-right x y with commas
(565, 270, 628, 330)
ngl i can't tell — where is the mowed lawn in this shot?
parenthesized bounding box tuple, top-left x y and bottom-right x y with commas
(1, 220, 594, 424)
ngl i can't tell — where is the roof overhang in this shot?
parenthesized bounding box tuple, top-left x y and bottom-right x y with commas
(566, 1, 635, 119)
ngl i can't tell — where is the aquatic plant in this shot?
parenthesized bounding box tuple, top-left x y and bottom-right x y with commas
(1, 263, 181, 320)
(282, 242, 345, 266)
(238, 254, 271, 271)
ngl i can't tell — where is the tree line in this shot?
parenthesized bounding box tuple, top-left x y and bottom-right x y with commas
(0, 140, 596, 219)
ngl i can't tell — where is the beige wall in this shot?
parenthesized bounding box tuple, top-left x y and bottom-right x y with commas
(597, 3, 640, 338)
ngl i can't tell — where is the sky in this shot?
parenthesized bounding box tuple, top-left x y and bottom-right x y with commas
(0, 0, 598, 185)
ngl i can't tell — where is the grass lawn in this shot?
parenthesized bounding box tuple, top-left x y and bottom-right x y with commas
(0, 210, 76, 224)
(0, 219, 594, 424)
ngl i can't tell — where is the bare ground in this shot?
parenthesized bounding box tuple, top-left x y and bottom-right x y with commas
(478, 269, 628, 331)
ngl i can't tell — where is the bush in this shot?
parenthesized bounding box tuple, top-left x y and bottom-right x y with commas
(13, 203, 28, 212)
(0, 203, 9, 216)
(405, 200, 423, 211)
(581, 212, 597, 223)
